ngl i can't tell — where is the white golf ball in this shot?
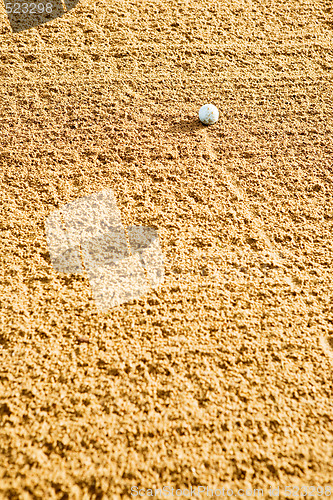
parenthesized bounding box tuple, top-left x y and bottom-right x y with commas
(198, 104, 219, 125)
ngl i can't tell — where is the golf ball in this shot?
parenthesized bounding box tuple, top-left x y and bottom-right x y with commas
(199, 104, 219, 125)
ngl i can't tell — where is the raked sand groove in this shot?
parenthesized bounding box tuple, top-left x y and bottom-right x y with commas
(200, 129, 285, 267)
(199, 126, 333, 362)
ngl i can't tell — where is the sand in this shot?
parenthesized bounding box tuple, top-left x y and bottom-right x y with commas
(1, 0, 333, 498)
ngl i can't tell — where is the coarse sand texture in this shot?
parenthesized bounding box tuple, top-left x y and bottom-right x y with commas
(1, 0, 333, 498)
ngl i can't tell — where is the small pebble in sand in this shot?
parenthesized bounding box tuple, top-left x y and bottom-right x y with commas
(76, 336, 91, 343)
